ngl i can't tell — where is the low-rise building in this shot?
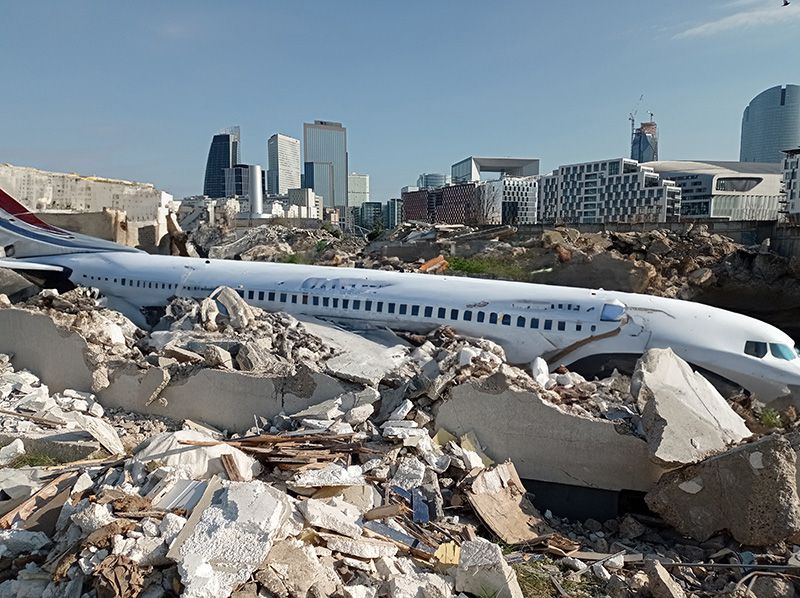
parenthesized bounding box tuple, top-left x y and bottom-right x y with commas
(783, 148, 800, 218)
(0, 162, 173, 224)
(287, 187, 323, 220)
(539, 158, 681, 224)
(646, 160, 784, 221)
(474, 176, 539, 225)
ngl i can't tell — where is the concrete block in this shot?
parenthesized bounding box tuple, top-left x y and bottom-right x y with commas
(632, 348, 751, 466)
(319, 532, 398, 559)
(646, 434, 800, 546)
(297, 498, 362, 538)
(0, 309, 95, 393)
(436, 371, 665, 492)
(455, 539, 523, 598)
(98, 363, 349, 433)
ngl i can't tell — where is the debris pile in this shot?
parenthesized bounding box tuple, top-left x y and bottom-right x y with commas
(3, 287, 800, 596)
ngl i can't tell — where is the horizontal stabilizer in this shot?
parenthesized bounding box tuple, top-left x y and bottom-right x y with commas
(0, 258, 63, 272)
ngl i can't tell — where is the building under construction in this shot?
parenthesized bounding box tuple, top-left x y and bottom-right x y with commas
(631, 121, 659, 163)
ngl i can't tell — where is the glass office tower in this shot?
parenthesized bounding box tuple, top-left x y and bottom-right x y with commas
(303, 121, 347, 207)
(203, 127, 240, 198)
(741, 84, 800, 163)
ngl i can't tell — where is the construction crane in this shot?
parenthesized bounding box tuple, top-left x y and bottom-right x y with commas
(628, 94, 644, 142)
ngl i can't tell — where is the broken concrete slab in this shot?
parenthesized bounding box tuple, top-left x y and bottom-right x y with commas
(290, 463, 366, 490)
(255, 539, 331, 598)
(645, 560, 686, 598)
(436, 371, 665, 492)
(0, 309, 96, 394)
(631, 348, 751, 466)
(172, 479, 290, 598)
(61, 412, 125, 456)
(391, 456, 426, 490)
(98, 363, 349, 433)
(454, 539, 524, 598)
(209, 286, 255, 330)
(134, 429, 261, 481)
(466, 461, 551, 545)
(0, 529, 50, 558)
(0, 439, 25, 466)
(646, 433, 800, 546)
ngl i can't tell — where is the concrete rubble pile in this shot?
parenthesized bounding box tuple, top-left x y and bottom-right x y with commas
(3, 292, 800, 595)
(189, 224, 365, 267)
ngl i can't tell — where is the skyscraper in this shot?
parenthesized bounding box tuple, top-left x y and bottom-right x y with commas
(203, 127, 240, 198)
(303, 120, 347, 207)
(631, 121, 658, 163)
(267, 134, 301, 195)
(347, 173, 369, 208)
(740, 84, 800, 163)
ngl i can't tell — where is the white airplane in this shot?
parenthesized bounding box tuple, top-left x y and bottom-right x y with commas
(1, 187, 799, 403)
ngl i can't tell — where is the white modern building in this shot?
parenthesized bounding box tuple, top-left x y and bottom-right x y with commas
(539, 158, 681, 224)
(0, 163, 173, 223)
(475, 176, 539, 225)
(783, 148, 800, 218)
(288, 187, 323, 220)
(646, 160, 784, 221)
(224, 164, 264, 216)
(452, 156, 539, 183)
(347, 173, 369, 208)
(267, 134, 301, 196)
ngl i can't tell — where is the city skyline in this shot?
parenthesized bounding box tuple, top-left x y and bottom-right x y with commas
(1, 1, 798, 202)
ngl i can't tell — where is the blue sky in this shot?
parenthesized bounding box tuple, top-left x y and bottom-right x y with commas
(1, 0, 797, 202)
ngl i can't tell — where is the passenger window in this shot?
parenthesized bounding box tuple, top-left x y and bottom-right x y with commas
(248, 291, 254, 300)
(313, 297, 319, 306)
(411, 305, 419, 316)
(477, 311, 486, 323)
(399, 304, 407, 315)
(333, 298, 339, 308)
(323, 297, 329, 307)
(424, 306, 433, 317)
(365, 300, 373, 311)
(353, 300, 361, 310)
(576, 323, 582, 331)
(291, 295, 298, 304)
(268, 292, 275, 301)
(489, 313, 498, 324)
(343, 299, 349, 309)
(516, 316, 525, 327)
(377, 301, 383, 312)
(744, 341, 768, 358)
(148, 282, 153, 289)
(544, 320, 553, 330)
(302, 295, 308, 305)
(280, 293, 287, 302)
(558, 304, 563, 309)
(258, 291, 264, 301)
(450, 309, 459, 320)
(530, 318, 539, 329)
(388, 303, 396, 314)
(557, 321, 566, 331)
(438, 307, 446, 319)
(121, 278, 126, 285)
(464, 310, 472, 321)
(501, 314, 511, 326)
(237, 289, 244, 297)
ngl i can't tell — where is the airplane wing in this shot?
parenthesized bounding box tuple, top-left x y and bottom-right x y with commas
(0, 258, 64, 272)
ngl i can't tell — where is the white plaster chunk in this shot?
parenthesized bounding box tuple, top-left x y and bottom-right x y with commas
(456, 539, 524, 598)
(388, 399, 414, 421)
(290, 464, 366, 489)
(177, 480, 289, 598)
(298, 498, 363, 538)
(390, 456, 426, 490)
(319, 533, 398, 559)
(71, 502, 116, 535)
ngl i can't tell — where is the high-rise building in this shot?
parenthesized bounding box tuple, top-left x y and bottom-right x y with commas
(203, 127, 240, 198)
(267, 134, 301, 195)
(303, 120, 347, 207)
(740, 84, 800, 163)
(782, 148, 800, 218)
(539, 158, 681, 224)
(385, 198, 403, 228)
(347, 173, 369, 208)
(646, 160, 784, 221)
(359, 202, 384, 229)
(416, 173, 448, 189)
(631, 121, 658, 163)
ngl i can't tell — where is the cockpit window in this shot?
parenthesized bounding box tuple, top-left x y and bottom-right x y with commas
(769, 343, 797, 361)
(600, 303, 625, 322)
(744, 341, 768, 358)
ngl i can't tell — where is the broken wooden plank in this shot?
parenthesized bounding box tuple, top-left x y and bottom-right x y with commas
(0, 472, 76, 529)
(465, 460, 550, 545)
(220, 453, 246, 482)
(0, 408, 64, 428)
(363, 503, 405, 521)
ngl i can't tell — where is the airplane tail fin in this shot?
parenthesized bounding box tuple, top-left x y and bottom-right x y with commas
(0, 186, 138, 259)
